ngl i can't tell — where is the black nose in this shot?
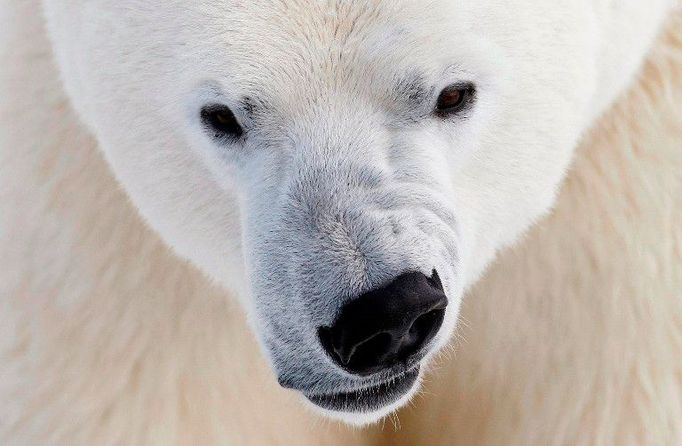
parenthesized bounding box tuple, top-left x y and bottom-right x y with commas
(318, 270, 447, 376)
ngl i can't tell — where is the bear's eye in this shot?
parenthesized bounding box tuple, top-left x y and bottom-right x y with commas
(200, 105, 244, 139)
(435, 83, 476, 117)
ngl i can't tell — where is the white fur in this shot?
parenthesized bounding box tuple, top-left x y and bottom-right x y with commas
(1, 0, 680, 443)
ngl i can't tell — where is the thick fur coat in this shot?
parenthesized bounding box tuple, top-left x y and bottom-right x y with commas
(1, 1, 681, 444)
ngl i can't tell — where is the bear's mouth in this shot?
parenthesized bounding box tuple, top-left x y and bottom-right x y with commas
(304, 366, 420, 412)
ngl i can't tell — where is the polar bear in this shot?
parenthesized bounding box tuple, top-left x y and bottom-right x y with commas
(1, 0, 681, 444)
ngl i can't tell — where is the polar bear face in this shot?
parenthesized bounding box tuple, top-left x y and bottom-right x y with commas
(44, 0, 595, 424)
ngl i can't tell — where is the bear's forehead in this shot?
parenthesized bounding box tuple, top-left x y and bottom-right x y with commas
(180, 1, 452, 108)
(205, 1, 422, 70)
(223, 0, 405, 41)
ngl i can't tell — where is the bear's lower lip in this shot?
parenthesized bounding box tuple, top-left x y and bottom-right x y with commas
(304, 367, 420, 412)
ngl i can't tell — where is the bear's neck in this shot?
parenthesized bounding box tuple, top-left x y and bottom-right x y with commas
(1, 2, 681, 444)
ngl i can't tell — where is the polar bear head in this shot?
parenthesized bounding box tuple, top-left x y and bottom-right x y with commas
(44, 0, 595, 425)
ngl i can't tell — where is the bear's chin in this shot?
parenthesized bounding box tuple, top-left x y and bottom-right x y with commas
(301, 368, 422, 426)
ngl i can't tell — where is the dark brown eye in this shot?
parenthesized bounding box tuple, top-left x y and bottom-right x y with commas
(435, 84, 476, 117)
(200, 105, 243, 139)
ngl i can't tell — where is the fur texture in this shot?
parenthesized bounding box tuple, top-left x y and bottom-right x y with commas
(1, 0, 681, 444)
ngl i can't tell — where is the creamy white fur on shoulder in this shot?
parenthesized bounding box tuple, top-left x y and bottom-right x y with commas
(1, 0, 680, 444)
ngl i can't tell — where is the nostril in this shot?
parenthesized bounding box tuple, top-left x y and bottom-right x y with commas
(319, 327, 394, 368)
(344, 332, 393, 368)
(428, 269, 444, 292)
(412, 309, 444, 336)
(404, 308, 445, 355)
(318, 270, 448, 376)
(318, 326, 338, 360)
